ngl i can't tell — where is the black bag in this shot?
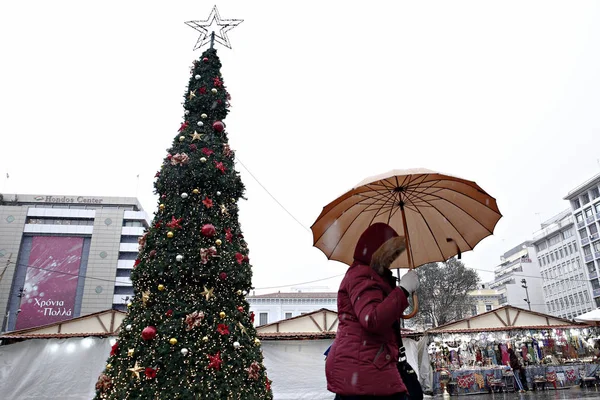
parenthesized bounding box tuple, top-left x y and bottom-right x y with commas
(397, 335, 423, 400)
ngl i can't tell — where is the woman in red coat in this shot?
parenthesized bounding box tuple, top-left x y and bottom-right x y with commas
(326, 223, 420, 400)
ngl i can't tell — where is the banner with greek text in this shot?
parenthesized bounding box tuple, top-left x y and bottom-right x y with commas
(15, 236, 84, 330)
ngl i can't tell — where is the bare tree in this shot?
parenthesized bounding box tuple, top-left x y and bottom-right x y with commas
(409, 258, 480, 328)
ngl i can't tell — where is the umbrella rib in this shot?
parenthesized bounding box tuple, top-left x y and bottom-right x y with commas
(407, 187, 497, 234)
(408, 180, 500, 213)
(401, 190, 447, 261)
(403, 189, 474, 251)
(325, 201, 372, 258)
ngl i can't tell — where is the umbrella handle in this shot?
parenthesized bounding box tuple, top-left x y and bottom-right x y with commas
(401, 292, 419, 319)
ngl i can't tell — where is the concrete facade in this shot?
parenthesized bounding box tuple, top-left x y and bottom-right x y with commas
(564, 173, 600, 310)
(532, 209, 592, 319)
(0, 194, 148, 332)
(246, 292, 338, 327)
(488, 241, 547, 313)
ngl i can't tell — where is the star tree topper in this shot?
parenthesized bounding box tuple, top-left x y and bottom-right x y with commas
(185, 6, 243, 50)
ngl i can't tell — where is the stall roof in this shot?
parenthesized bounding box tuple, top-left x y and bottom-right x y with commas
(0, 309, 125, 340)
(256, 308, 420, 340)
(426, 305, 590, 334)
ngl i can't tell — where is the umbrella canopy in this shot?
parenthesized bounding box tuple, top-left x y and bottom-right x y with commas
(575, 308, 600, 323)
(311, 168, 502, 270)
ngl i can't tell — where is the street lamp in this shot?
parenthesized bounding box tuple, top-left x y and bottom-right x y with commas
(521, 279, 531, 310)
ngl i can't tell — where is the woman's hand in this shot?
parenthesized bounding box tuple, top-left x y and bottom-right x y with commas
(400, 270, 419, 293)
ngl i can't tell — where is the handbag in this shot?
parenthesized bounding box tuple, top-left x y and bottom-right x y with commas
(397, 334, 423, 400)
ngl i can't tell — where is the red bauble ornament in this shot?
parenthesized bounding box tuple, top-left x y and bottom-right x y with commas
(189, 144, 197, 152)
(141, 326, 157, 341)
(149, 250, 157, 258)
(201, 224, 216, 237)
(237, 306, 244, 313)
(219, 272, 227, 280)
(212, 121, 225, 133)
(203, 57, 209, 63)
(161, 194, 166, 199)
(166, 309, 173, 317)
(110, 341, 118, 356)
(167, 154, 173, 160)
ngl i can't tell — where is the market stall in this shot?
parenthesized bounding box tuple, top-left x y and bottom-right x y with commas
(424, 305, 599, 395)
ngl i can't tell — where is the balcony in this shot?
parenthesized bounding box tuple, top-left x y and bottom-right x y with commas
(582, 237, 590, 246)
(596, 252, 600, 260)
(593, 288, 600, 298)
(498, 295, 508, 305)
(588, 216, 596, 225)
(590, 271, 598, 280)
(585, 253, 594, 263)
(591, 233, 600, 242)
(578, 221, 586, 229)
(596, 213, 600, 221)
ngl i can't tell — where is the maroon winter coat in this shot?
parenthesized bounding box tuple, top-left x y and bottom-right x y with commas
(325, 262, 409, 396)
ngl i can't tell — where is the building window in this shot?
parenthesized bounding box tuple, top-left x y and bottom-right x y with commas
(589, 262, 597, 274)
(586, 207, 594, 218)
(596, 298, 600, 308)
(579, 229, 588, 240)
(485, 304, 492, 312)
(591, 224, 599, 236)
(573, 199, 581, 210)
(595, 203, 600, 214)
(591, 187, 600, 200)
(123, 220, 144, 227)
(568, 244, 573, 254)
(559, 299, 564, 309)
(583, 193, 591, 205)
(563, 229, 574, 239)
(537, 242, 547, 252)
(25, 217, 94, 225)
(584, 245, 592, 256)
(576, 213, 584, 223)
(585, 291, 590, 302)
(569, 295, 575, 306)
(285, 312, 292, 319)
(259, 313, 268, 326)
(548, 235, 561, 247)
(559, 249, 564, 259)
(471, 306, 477, 316)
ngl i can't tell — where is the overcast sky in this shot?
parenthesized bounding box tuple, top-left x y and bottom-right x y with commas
(2, 1, 600, 294)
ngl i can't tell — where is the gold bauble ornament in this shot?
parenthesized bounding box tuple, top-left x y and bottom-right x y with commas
(201, 113, 208, 119)
(236, 290, 242, 296)
(128, 348, 135, 357)
(211, 88, 218, 94)
(127, 302, 133, 308)
(219, 311, 226, 319)
(192, 188, 199, 195)
(167, 231, 174, 238)
(179, 136, 185, 142)
(169, 338, 178, 345)
(106, 363, 112, 369)
(159, 204, 165, 210)
(254, 338, 261, 346)
(158, 284, 165, 291)
(200, 157, 207, 163)
(202, 336, 209, 342)
(215, 239, 222, 246)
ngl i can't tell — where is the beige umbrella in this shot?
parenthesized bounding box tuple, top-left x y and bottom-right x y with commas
(311, 168, 502, 318)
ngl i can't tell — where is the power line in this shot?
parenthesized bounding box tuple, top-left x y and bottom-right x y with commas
(236, 157, 310, 232)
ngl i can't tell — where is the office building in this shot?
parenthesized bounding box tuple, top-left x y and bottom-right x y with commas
(0, 193, 149, 331)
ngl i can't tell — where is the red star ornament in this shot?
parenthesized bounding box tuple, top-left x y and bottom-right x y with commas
(166, 216, 183, 230)
(215, 161, 226, 174)
(203, 197, 213, 208)
(207, 351, 223, 370)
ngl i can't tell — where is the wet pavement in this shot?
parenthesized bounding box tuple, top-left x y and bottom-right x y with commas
(431, 386, 600, 399)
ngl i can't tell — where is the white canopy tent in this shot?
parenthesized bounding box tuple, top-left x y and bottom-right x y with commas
(575, 308, 600, 323)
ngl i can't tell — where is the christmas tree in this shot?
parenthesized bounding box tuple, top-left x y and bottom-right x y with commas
(94, 41, 273, 400)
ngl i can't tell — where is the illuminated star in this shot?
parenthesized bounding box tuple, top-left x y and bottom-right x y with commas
(142, 290, 150, 306)
(128, 361, 144, 380)
(190, 131, 204, 142)
(189, 90, 196, 100)
(220, 204, 229, 215)
(201, 286, 215, 301)
(185, 6, 243, 50)
(128, 348, 135, 357)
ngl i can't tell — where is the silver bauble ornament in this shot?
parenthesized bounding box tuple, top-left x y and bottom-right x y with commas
(197, 121, 204, 126)
(181, 348, 189, 356)
(216, 191, 221, 196)
(233, 341, 241, 349)
(181, 192, 188, 199)
(195, 75, 201, 80)
(176, 254, 184, 262)
(126, 324, 132, 331)
(185, 110, 190, 115)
